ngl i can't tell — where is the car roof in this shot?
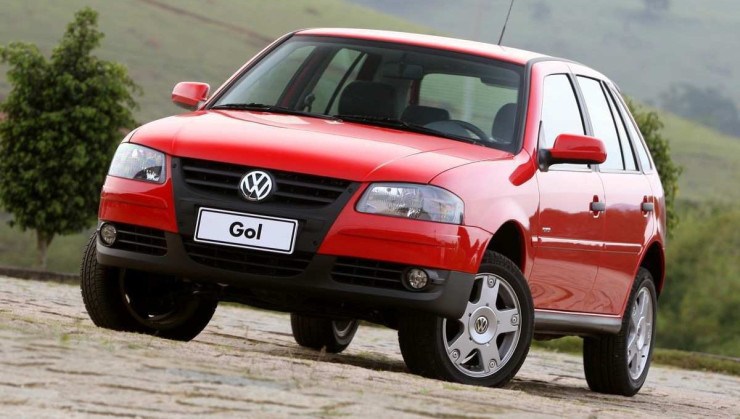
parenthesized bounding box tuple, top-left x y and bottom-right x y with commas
(296, 28, 548, 66)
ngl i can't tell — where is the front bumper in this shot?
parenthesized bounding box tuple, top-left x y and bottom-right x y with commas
(96, 231, 475, 319)
(97, 156, 485, 319)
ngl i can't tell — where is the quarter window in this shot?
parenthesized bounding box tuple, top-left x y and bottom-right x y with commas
(577, 76, 624, 171)
(609, 86, 653, 171)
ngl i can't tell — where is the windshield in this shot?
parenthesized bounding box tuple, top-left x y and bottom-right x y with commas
(211, 35, 524, 151)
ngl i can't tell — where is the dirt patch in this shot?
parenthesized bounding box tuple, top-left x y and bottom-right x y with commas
(1, 275, 738, 418)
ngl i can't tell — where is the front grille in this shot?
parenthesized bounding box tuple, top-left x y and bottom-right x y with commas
(331, 257, 405, 290)
(183, 238, 312, 277)
(110, 224, 167, 256)
(180, 158, 351, 206)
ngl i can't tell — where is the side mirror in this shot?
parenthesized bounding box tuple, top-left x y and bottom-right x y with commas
(172, 82, 210, 110)
(538, 133, 607, 171)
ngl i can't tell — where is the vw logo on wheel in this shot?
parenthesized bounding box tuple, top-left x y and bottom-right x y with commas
(474, 316, 489, 334)
(239, 170, 274, 202)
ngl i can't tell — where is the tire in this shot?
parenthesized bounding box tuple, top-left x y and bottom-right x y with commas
(398, 251, 534, 387)
(80, 233, 218, 341)
(290, 314, 359, 353)
(583, 268, 657, 396)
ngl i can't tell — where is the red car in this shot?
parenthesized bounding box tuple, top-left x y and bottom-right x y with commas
(81, 29, 665, 396)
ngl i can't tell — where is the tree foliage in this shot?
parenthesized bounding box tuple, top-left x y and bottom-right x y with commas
(658, 205, 740, 356)
(627, 100, 682, 233)
(0, 7, 139, 267)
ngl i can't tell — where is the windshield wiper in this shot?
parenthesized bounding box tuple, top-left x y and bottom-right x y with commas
(333, 114, 482, 145)
(210, 103, 336, 120)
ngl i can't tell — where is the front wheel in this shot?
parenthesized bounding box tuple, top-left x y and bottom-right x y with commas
(290, 314, 359, 353)
(80, 233, 218, 341)
(583, 268, 657, 396)
(398, 251, 534, 387)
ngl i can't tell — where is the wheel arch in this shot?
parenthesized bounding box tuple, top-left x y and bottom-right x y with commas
(484, 221, 527, 274)
(640, 241, 665, 296)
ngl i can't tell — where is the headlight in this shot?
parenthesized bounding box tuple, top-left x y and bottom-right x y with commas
(108, 143, 166, 184)
(356, 183, 463, 224)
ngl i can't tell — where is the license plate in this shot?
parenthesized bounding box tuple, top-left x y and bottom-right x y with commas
(194, 208, 298, 254)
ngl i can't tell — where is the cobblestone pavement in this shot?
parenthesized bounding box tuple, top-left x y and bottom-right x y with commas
(1, 276, 738, 418)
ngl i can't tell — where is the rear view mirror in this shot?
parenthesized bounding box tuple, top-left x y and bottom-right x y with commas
(172, 82, 210, 110)
(538, 133, 606, 171)
(381, 62, 423, 80)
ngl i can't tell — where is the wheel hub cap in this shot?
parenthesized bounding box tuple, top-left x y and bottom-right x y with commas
(627, 286, 654, 380)
(469, 307, 497, 344)
(442, 273, 522, 378)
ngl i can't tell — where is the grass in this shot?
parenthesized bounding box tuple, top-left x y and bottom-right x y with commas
(660, 110, 740, 203)
(353, 0, 740, 113)
(0, 0, 740, 202)
(0, 0, 427, 123)
(533, 336, 740, 377)
(1, 0, 738, 204)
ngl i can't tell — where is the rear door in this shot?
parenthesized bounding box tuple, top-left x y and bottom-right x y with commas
(574, 73, 654, 315)
(529, 67, 606, 312)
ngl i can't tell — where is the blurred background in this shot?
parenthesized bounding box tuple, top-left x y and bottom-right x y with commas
(0, 0, 737, 357)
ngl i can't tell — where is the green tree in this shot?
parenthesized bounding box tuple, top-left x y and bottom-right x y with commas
(658, 205, 740, 356)
(0, 8, 139, 268)
(628, 100, 682, 233)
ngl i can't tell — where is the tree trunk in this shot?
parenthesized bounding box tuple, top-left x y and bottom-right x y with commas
(36, 230, 54, 269)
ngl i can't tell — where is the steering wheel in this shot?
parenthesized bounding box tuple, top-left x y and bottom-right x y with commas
(447, 120, 490, 142)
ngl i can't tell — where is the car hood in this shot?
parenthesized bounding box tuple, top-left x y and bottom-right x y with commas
(130, 110, 511, 183)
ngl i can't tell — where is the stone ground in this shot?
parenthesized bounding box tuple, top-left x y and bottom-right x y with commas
(0, 275, 738, 418)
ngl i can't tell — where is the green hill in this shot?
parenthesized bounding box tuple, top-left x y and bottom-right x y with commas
(2, 1, 736, 205)
(661, 111, 740, 204)
(0, 0, 427, 122)
(351, 0, 740, 125)
(1, 1, 737, 356)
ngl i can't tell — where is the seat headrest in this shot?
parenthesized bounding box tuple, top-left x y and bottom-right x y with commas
(338, 81, 397, 118)
(491, 103, 518, 143)
(401, 105, 451, 126)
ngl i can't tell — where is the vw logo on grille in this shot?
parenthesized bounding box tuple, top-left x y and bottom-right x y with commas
(239, 170, 274, 202)
(474, 316, 489, 334)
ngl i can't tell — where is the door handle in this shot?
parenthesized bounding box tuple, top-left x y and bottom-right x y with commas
(641, 202, 654, 212)
(590, 201, 606, 212)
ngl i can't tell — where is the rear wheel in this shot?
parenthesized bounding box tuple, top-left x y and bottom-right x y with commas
(290, 314, 359, 353)
(398, 251, 534, 387)
(80, 233, 218, 341)
(583, 268, 657, 396)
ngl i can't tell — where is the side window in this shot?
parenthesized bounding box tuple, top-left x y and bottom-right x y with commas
(541, 74, 585, 149)
(577, 76, 624, 171)
(604, 85, 638, 171)
(610, 86, 653, 171)
(311, 48, 366, 114)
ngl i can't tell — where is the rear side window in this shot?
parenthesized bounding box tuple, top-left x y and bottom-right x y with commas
(541, 74, 584, 149)
(604, 86, 638, 171)
(609, 86, 654, 171)
(577, 76, 624, 171)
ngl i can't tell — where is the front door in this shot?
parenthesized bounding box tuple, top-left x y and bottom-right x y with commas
(529, 73, 605, 312)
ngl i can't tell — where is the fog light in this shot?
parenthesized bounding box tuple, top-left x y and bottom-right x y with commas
(404, 268, 429, 290)
(100, 223, 117, 246)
